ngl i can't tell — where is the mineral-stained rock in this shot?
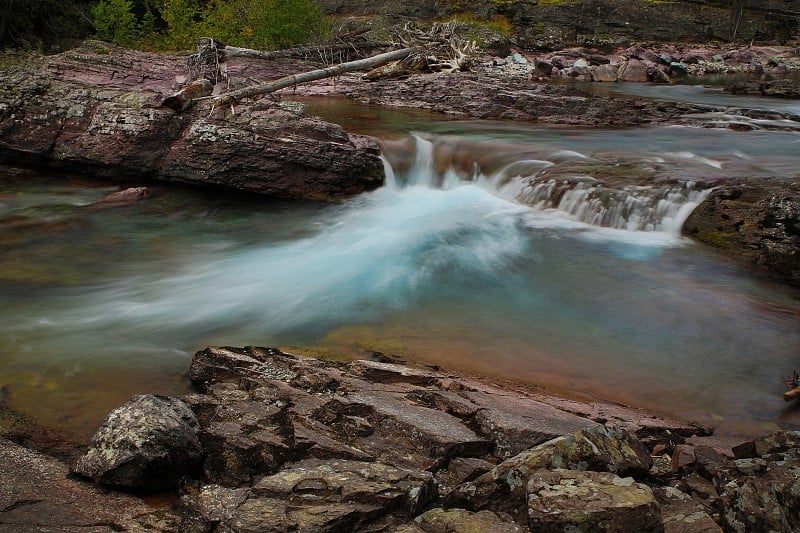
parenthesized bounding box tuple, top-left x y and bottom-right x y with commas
(414, 507, 524, 532)
(446, 425, 652, 514)
(683, 177, 800, 287)
(72, 394, 202, 489)
(71, 345, 720, 531)
(467, 389, 598, 458)
(716, 456, 800, 533)
(187, 459, 436, 532)
(527, 469, 663, 532)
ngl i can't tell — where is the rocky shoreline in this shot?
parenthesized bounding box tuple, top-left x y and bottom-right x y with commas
(4, 346, 797, 531)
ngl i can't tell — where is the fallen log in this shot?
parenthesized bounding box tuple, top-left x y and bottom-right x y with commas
(212, 46, 416, 107)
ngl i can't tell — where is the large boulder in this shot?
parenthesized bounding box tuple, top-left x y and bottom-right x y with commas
(682, 177, 800, 287)
(73, 394, 203, 489)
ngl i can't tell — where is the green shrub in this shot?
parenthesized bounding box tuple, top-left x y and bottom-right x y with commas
(92, 0, 139, 47)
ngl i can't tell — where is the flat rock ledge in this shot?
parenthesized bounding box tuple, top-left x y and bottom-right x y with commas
(34, 346, 796, 532)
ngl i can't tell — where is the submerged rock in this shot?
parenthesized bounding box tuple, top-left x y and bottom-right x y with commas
(73, 394, 203, 489)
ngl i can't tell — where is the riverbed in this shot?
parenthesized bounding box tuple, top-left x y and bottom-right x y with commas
(1, 84, 799, 442)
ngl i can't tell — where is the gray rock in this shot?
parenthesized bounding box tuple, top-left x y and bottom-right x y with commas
(252, 458, 435, 515)
(655, 486, 721, 533)
(73, 394, 202, 489)
(527, 469, 663, 532)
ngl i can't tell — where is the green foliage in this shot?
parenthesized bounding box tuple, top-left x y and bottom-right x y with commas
(88, 0, 329, 51)
(92, 0, 139, 47)
(158, 0, 203, 49)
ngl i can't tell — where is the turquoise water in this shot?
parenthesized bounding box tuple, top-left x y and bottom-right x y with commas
(1, 99, 799, 442)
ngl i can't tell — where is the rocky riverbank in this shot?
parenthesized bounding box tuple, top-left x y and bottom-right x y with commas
(0, 42, 384, 201)
(5, 346, 797, 531)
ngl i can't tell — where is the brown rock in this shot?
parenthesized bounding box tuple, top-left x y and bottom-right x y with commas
(0, 52, 385, 201)
(619, 59, 649, 82)
(592, 64, 619, 82)
(683, 178, 800, 287)
(717, 456, 800, 533)
(671, 444, 697, 473)
(527, 470, 663, 533)
(466, 389, 598, 458)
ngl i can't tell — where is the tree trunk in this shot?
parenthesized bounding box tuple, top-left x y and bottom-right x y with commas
(161, 79, 214, 111)
(213, 46, 416, 106)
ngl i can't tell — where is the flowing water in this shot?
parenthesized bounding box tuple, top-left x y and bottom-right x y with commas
(2, 89, 800, 443)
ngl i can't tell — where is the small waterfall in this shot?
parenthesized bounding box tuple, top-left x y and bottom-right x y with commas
(381, 134, 710, 235)
(518, 179, 710, 233)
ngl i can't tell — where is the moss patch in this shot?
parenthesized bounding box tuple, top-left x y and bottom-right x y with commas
(693, 229, 738, 251)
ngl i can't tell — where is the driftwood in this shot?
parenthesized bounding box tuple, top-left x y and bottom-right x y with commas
(172, 22, 478, 111)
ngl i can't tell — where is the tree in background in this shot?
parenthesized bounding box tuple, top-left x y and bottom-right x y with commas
(92, 0, 139, 47)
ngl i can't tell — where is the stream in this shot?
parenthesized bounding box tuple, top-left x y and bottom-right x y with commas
(1, 83, 799, 443)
